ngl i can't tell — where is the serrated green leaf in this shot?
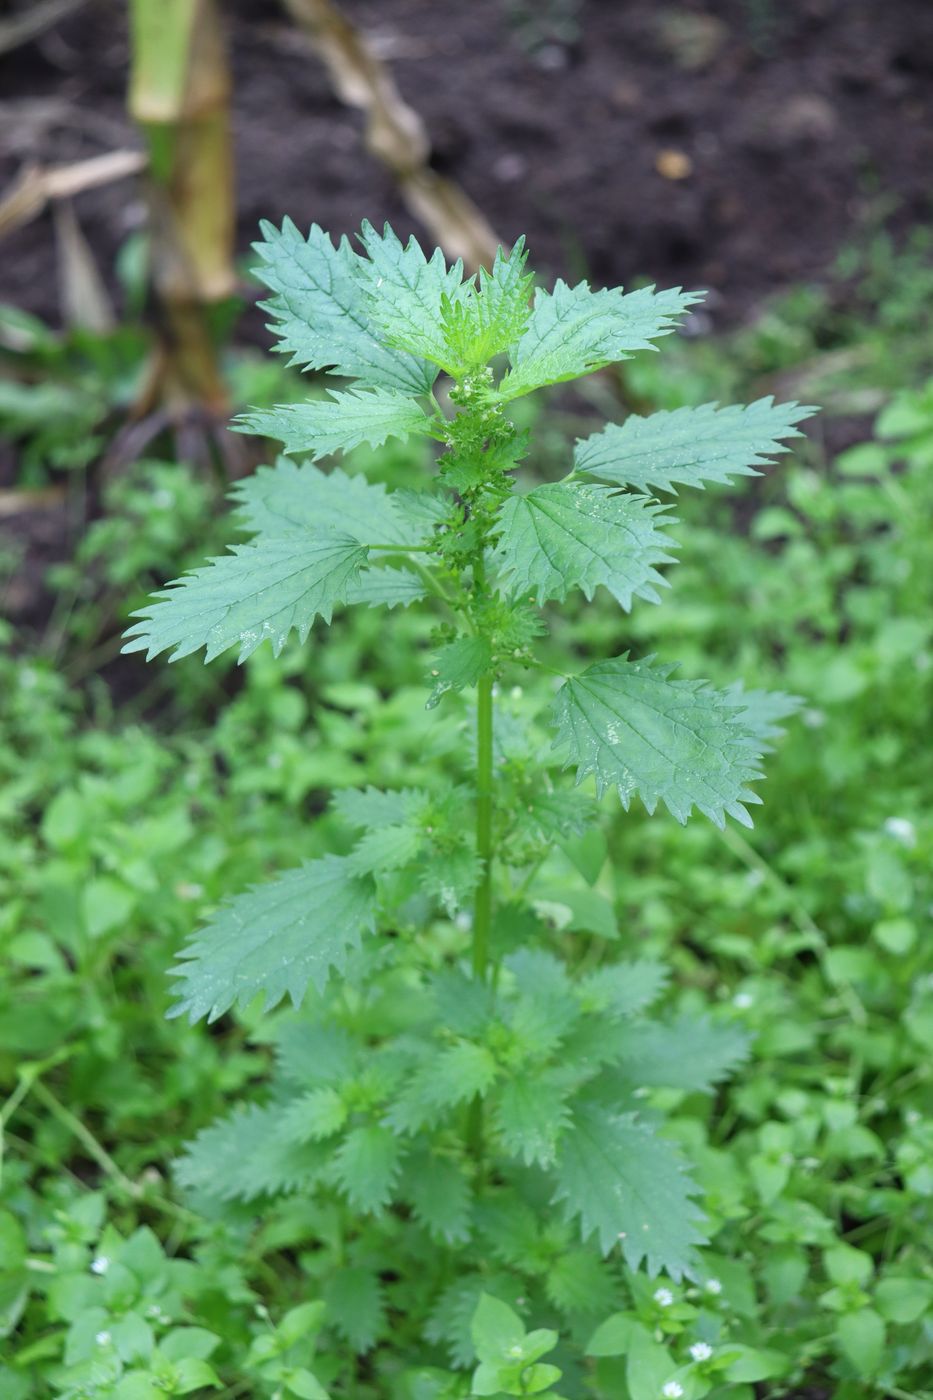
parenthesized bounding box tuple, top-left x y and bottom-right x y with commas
(238, 387, 435, 460)
(550, 654, 765, 828)
(609, 1015, 751, 1092)
(545, 1250, 617, 1318)
(426, 636, 493, 709)
(475, 1193, 544, 1271)
(724, 684, 803, 749)
(403, 1152, 472, 1243)
(232, 459, 435, 548)
(344, 564, 427, 609)
(574, 398, 815, 495)
(493, 481, 676, 609)
(332, 1124, 403, 1213)
(346, 823, 423, 875)
(499, 280, 703, 400)
(332, 786, 429, 830)
(168, 856, 376, 1022)
(441, 239, 533, 369)
(578, 960, 669, 1018)
(431, 968, 496, 1037)
(429, 1042, 499, 1105)
(552, 1106, 706, 1276)
(492, 1071, 571, 1167)
(423, 855, 482, 918)
(521, 789, 599, 844)
(175, 1104, 327, 1202)
(387, 1042, 498, 1132)
(354, 220, 466, 371)
(274, 1022, 357, 1085)
(324, 1267, 384, 1353)
(122, 535, 367, 664)
(501, 950, 581, 1062)
(252, 218, 435, 393)
(504, 946, 572, 999)
(278, 1087, 348, 1142)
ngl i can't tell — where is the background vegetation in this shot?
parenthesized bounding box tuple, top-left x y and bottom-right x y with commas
(1, 3, 931, 1397)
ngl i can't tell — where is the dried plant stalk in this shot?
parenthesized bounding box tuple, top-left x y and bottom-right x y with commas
(128, 0, 235, 411)
(281, 0, 501, 270)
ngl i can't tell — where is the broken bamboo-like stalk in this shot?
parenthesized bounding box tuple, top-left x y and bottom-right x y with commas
(280, 0, 501, 271)
(128, 0, 236, 413)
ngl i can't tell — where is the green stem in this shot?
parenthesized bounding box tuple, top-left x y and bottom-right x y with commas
(466, 546, 495, 1157)
(473, 671, 494, 981)
(31, 1080, 142, 1198)
(29, 1080, 196, 1224)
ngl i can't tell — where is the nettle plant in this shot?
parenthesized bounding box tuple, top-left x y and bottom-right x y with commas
(124, 221, 812, 1394)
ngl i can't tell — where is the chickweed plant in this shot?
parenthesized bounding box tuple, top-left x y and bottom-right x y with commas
(123, 222, 813, 1395)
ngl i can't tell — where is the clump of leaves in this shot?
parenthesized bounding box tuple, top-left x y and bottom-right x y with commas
(123, 220, 812, 1390)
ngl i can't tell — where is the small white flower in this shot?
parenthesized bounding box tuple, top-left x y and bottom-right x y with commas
(884, 816, 916, 847)
(95, 1330, 112, 1346)
(175, 882, 203, 901)
(653, 1287, 673, 1307)
(704, 1278, 722, 1295)
(90, 1256, 110, 1275)
(662, 1384, 684, 1399)
(690, 1341, 713, 1362)
(733, 991, 754, 1009)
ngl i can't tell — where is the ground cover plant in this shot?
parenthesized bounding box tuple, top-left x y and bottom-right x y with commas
(2, 234, 932, 1400)
(114, 222, 817, 1393)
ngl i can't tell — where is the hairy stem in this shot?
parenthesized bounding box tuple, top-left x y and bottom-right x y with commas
(473, 671, 494, 981)
(466, 543, 495, 1158)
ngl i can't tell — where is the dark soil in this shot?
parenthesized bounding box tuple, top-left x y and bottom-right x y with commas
(1, 0, 932, 329)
